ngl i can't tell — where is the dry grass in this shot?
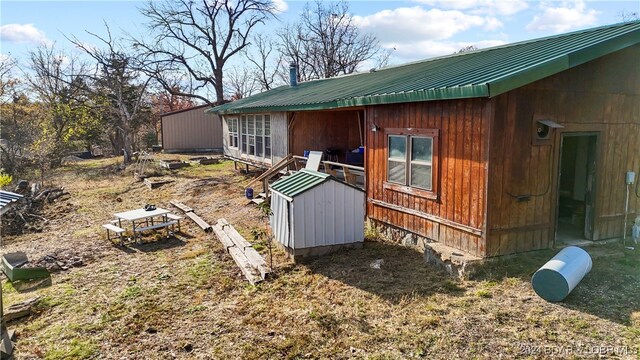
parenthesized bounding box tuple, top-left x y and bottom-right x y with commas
(2, 155, 639, 359)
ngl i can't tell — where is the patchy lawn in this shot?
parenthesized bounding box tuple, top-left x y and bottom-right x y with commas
(1, 155, 639, 359)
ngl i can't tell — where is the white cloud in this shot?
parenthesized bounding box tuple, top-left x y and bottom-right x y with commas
(0, 23, 49, 45)
(526, 1, 599, 33)
(416, 0, 528, 16)
(353, 7, 500, 43)
(382, 39, 507, 62)
(272, 0, 288, 13)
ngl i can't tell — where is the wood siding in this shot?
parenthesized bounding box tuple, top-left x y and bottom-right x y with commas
(161, 108, 222, 151)
(222, 112, 288, 165)
(486, 44, 640, 256)
(290, 110, 363, 161)
(365, 99, 491, 257)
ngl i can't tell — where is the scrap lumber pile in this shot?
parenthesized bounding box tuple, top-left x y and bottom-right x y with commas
(212, 218, 269, 285)
(1, 180, 68, 237)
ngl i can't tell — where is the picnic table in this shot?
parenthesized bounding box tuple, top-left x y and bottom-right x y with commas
(104, 207, 181, 243)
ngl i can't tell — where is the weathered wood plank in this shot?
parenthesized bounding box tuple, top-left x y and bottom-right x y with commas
(228, 247, 262, 285)
(170, 200, 193, 213)
(185, 212, 212, 232)
(212, 224, 236, 250)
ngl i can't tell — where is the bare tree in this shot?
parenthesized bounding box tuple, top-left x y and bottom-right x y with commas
(455, 45, 478, 54)
(69, 26, 153, 163)
(247, 34, 284, 91)
(618, 10, 639, 21)
(225, 66, 259, 100)
(278, 1, 381, 81)
(134, 0, 277, 105)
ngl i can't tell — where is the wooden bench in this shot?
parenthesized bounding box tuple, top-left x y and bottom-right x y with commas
(166, 214, 182, 232)
(134, 221, 177, 233)
(103, 224, 125, 243)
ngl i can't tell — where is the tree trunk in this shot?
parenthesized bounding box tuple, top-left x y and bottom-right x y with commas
(214, 68, 224, 105)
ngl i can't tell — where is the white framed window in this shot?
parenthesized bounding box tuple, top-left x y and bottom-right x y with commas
(237, 114, 271, 160)
(227, 118, 239, 148)
(385, 128, 439, 199)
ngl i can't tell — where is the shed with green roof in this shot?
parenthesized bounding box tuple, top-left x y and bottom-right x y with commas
(269, 169, 365, 258)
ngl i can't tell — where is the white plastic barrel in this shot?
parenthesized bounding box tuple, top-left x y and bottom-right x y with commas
(531, 246, 592, 302)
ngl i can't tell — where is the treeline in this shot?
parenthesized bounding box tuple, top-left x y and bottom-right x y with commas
(0, 0, 388, 179)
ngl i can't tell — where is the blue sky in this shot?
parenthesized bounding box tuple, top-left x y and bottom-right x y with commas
(1, 1, 638, 68)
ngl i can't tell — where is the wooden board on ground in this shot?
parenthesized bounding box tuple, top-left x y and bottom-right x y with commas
(218, 218, 252, 250)
(228, 247, 262, 285)
(211, 218, 270, 284)
(243, 247, 269, 279)
(170, 200, 193, 213)
(185, 212, 212, 232)
(212, 223, 236, 250)
(143, 178, 174, 190)
(159, 160, 190, 170)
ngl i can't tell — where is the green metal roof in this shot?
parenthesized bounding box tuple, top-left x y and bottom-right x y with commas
(269, 169, 330, 198)
(209, 21, 640, 115)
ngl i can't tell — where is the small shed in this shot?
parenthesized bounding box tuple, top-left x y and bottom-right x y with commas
(161, 104, 223, 152)
(269, 169, 365, 258)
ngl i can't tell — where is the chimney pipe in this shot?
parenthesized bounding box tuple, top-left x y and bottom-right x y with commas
(289, 62, 298, 87)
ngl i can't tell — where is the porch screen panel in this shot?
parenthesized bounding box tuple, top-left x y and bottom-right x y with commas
(248, 115, 255, 156)
(264, 115, 271, 158)
(388, 135, 406, 184)
(255, 115, 264, 158)
(241, 116, 248, 153)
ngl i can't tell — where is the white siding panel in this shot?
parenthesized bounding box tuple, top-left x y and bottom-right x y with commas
(270, 193, 291, 248)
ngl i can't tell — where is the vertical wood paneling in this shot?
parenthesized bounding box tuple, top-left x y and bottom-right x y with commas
(365, 98, 490, 257)
(486, 44, 640, 256)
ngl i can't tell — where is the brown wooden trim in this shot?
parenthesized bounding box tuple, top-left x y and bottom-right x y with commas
(489, 223, 551, 234)
(385, 128, 439, 136)
(369, 198, 482, 236)
(599, 212, 637, 219)
(383, 182, 438, 200)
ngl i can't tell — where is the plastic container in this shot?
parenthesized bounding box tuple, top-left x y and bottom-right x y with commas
(358, 146, 365, 154)
(531, 246, 592, 302)
(245, 188, 254, 200)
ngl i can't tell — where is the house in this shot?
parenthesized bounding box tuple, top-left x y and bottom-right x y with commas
(209, 21, 640, 258)
(161, 104, 222, 153)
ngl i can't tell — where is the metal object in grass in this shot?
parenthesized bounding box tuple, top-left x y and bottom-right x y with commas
(531, 246, 592, 302)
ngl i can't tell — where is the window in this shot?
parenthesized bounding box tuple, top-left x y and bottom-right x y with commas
(264, 115, 271, 158)
(247, 115, 255, 156)
(255, 115, 263, 158)
(236, 114, 272, 159)
(227, 118, 239, 148)
(385, 128, 439, 199)
(241, 116, 248, 153)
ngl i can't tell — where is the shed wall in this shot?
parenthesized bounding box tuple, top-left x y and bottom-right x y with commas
(270, 192, 291, 248)
(365, 99, 491, 257)
(291, 181, 365, 249)
(486, 44, 640, 256)
(161, 108, 222, 151)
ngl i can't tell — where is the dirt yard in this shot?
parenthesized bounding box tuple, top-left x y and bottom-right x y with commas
(1, 155, 639, 359)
